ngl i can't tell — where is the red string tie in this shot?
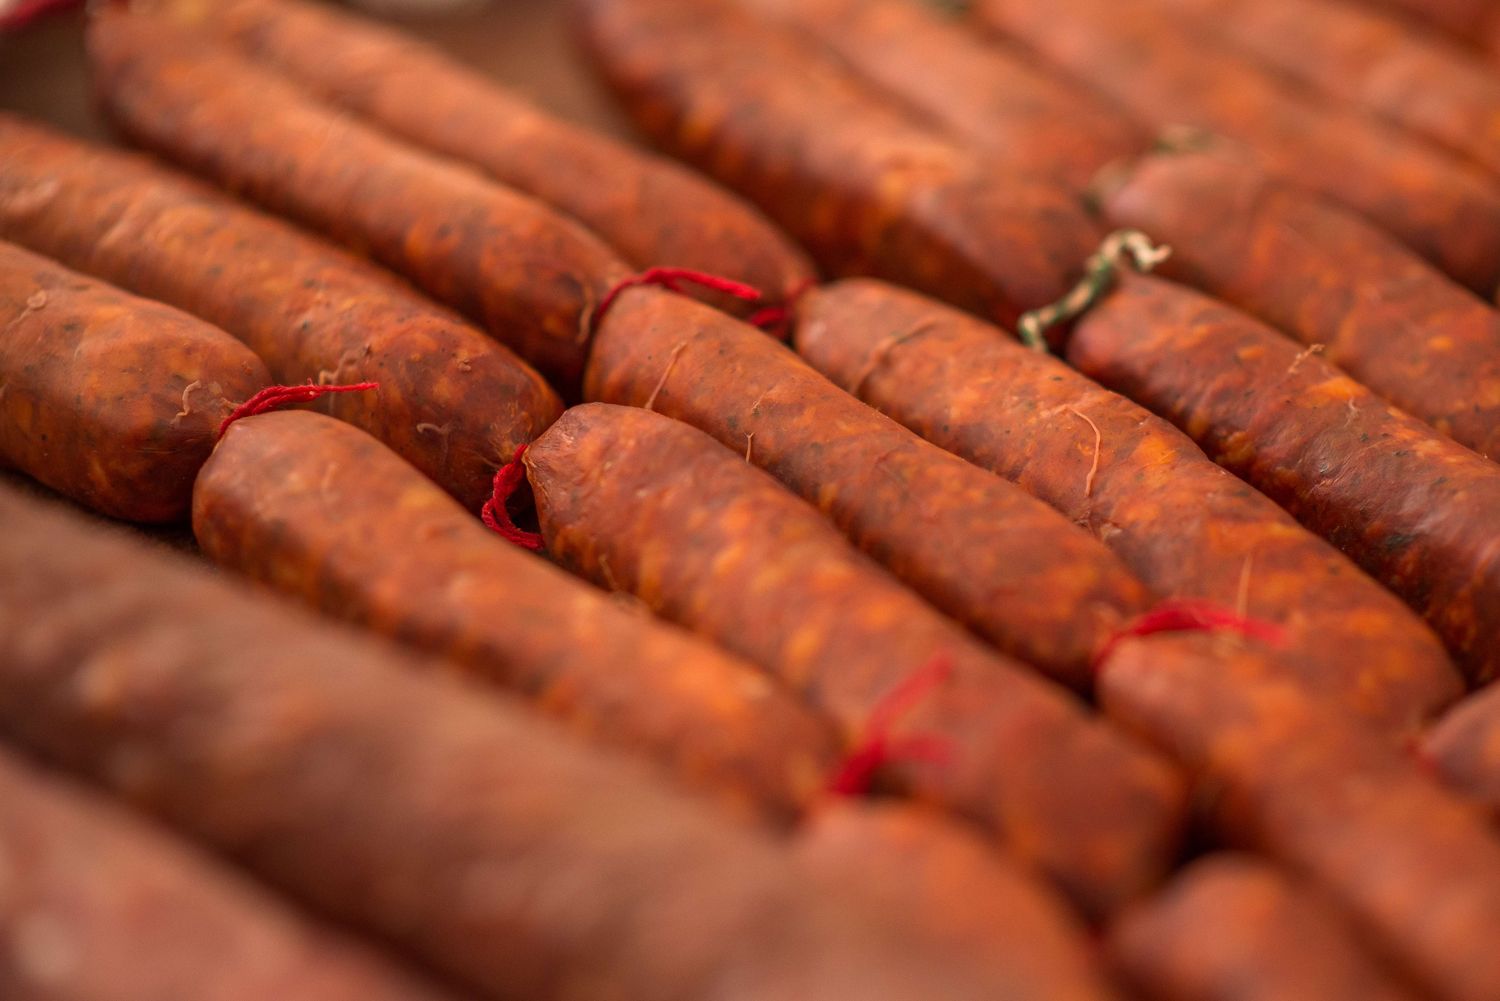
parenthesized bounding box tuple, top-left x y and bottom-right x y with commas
(1092, 598, 1286, 672)
(826, 652, 955, 796)
(593, 267, 808, 336)
(481, 444, 544, 551)
(216, 381, 379, 439)
(746, 277, 815, 338)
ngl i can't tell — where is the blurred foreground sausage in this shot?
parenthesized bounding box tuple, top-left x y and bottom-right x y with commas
(587, 286, 1150, 688)
(0, 483, 1029, 1001)
(152, 0, 816, 314)
(88, 5, 629, 392)
(1068, 272, 1500, 684)
(526, 403, 1186, 917)
(0, 114, 561, 511)
(794, 278, 1459, 732)
(1101, 634, 1500, 1001)
(194, 410, 839, 821)
(972, 0, 1500, 294)
(0, 745, 462, 1001)
(0, 239, 267, 522)
(1423, 687, 1500, 819)
(1100, 149, 1500, 461)
(1107, 854, 1418, 1001)
(572, 0, 1101, 328)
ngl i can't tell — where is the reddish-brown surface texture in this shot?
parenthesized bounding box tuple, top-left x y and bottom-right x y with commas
(733, 0, 1146, 193)
(1101, 633, 1500, 1001)
(1350, 0, 1497, 36)
(0, 114, 561, 512)
(572, 0, 1102, 329)
(526, 403, 1185, 917)
(194, 410, 838, 821)
(87, 6, 630, 392)
(797, 802, 1121, 1001)
(0, 747, 458, 1001)
(972, 0, 1500, 294)
(1107, 854, 1418, 1001)
(1423, 685, 1500, 818)
(586, 287, 1149, 688)
(1101, 150, 1500, 461)
(0, 239, 267, 523)
(0, 484, 1022, 1001)
(1068, 274, 1500, 685)
(154, 0, 816, 313)
(1156, 0, 1500, 179)
(795, 278, 1459, 732)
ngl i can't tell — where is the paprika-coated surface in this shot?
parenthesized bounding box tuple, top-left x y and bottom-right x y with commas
(1422, 685, 1500, 819)
(1069, 274, 1500, 684)
(0, 115, 561, 512)
(795, 278, 1459, 732)
(88, 6, 630, 392)
(1100, 633, 1500, 1001)
(0, 747, 460, 1001)
(972, 0, 1500, 294)
(733, 0, 1146, 193)
(194, 411, 838, 821)
(0, 239, 267, 523)
(1101, 150, 1500, 461)
(1107, 854, 1418, 1001)
(153, 0, 816, 312)
(796, 802, 1122, 1001)
(587, 286, 1149, 689)
(1157, 0, 1500, 179)
(0, 484, 1019, 1001)
(573, 0, 1102, 329)
(526, 404, 1186, 917)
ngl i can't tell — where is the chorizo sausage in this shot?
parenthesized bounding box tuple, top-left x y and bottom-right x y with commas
(0, 746, 459, 1001)
(1421, 685, 1500, 819)
(1342, 0, 1496, 42)
(87, 5, 629, 392)
(794, 277, 1459, 732)
(1067, 271, 1500, 684)
(0, 238, 267, 522)
(971, 0, 1500, 294)
(194, 409, 839, 821)
(1100, 633, 1500, 1001)
(732, 0, 1146, 193)
(1154, 0, 1500, 179)
(796, 802, 1122, 1001)
(0, 483, 1021, 1001)
(1107, 854, 1419, 1001)
(1099, 148, 1500, 461)
(0, 113, 561, 512)
(587, 286, 1150, 688)
(143, 0, 816, 317)
(572, 0, 1102, 328)
(526, 403, 1186, 917)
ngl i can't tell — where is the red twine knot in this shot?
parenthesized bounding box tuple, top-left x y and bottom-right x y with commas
(1092, 598, 1286, 672)
(826, 652, 955, 797)
(593, 267, 810, 337)
(216, 381, 379, 439)
(746, 277, 815, 339)
(481, 444, 544, 551)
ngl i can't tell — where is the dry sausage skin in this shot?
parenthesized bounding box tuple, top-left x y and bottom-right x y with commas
(149, 0, 817, 313)
(1068, 273, 1500, 685)
(572, 0, 1102, 328)
(87, 5, 629, 392)
(526, 403, 1186, 917)
(1100, 149, 1500, 461)
(0, 114, 561, 512)
(0, 748, 460, 1001)
(794, 278, 1459, 732)
(587, 286, 1150, 689)
(0, 239, 267, 523)
(0, 484, 1024, 1001)
(193, 410, 840, 821)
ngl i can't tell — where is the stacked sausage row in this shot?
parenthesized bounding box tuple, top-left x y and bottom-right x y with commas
(2, 0, 1500, 999)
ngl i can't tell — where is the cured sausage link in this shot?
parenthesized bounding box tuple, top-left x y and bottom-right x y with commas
(793, 277, 1460, 732)
(526, 403, 1187, 918)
